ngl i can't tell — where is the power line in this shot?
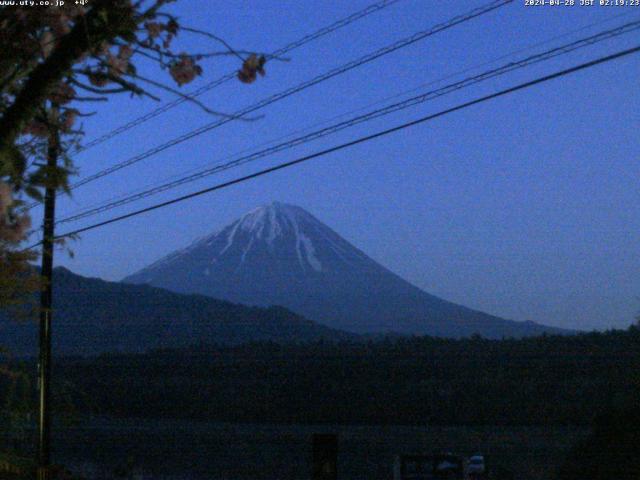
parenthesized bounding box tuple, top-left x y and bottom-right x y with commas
(33, 44, 637, 247)
(23, 0, 405, 218)
(57, 10, 636, 221)
(61, 0, 513, 193)
(54, 19, 640, 226)
(72, 0, 403, 155)
(57, 19, 640, 224)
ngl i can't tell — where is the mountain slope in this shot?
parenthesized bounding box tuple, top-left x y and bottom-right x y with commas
(0, 267, 356, 356)
(124, 202, 567, 338)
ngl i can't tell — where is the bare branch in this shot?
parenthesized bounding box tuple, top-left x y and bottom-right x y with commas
(68, 110, 97, 117)
(126, 71, 263, 121)
(166, 24, 245, 62)
(72, 96, 109, 102)
(72, 68, 161, 102)
(131, 45, 172, 67)
(134, 40, 269, 61)
(69, 77, 131, 95)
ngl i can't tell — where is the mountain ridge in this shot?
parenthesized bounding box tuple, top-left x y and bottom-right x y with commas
(0, 266, 357, 356)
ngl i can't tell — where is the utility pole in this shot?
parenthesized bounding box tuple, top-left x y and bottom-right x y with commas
(37, 118, 59, 480)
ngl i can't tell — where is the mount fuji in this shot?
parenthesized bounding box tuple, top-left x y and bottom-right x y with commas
(124, 202, 565, 338)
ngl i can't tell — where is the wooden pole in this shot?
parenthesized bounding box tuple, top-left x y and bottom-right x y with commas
(37, 124, 59, 480)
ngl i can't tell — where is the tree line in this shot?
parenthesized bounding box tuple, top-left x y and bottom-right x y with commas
(41, 327, 640, 426)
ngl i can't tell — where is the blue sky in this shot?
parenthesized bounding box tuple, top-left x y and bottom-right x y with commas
(41, 0, 639, 330)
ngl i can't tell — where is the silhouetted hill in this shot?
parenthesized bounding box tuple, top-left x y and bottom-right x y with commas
(0, 267, 356, 356)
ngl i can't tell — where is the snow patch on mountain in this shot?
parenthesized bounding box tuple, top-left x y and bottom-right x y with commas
(299, 233, 322, 272)
(219, 222, 238, 255)
(266, 206, 281, 245)
(218, 202, 325, 272)
(240, 235, 255, 264)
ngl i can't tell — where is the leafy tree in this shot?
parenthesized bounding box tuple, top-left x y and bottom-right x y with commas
(0, 182, 38, 312)
(0, 0, 267, 308)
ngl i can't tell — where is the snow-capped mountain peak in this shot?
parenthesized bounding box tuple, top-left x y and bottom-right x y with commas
(219, 202, 324, 272)
(134, 203, 367, 282)
(237, 202, 304, 238)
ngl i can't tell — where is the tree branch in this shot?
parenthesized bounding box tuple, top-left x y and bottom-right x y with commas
(0, 0, 135, 158)
(126, 71, 263, 121)
(69, 77, 130, 95)
(168, 25, 245, 62)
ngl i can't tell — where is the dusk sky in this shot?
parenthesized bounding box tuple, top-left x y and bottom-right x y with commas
(35, 0, 639, 331)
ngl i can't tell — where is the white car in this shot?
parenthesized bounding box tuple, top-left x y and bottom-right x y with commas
(467, 455, 485, 476)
